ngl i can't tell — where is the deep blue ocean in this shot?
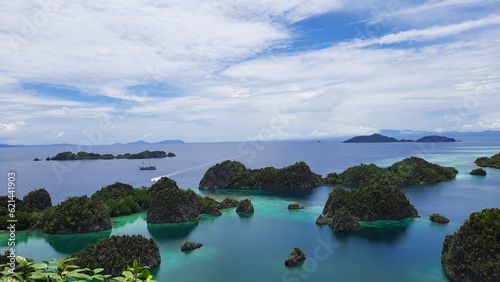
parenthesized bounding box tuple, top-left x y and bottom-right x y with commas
(1, 138, 499, 281)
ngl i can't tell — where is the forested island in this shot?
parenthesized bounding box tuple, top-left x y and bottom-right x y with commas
(320, 185, 419, 231)
(475, 152, 500, 169)
(441, 208, 500, 281)
(324, 156, 458, 186)
(199, 161, 323, 189)
(48, 150, 175, 160)
(342, 133, 456, 143)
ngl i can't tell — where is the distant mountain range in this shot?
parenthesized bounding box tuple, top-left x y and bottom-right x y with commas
(342, 133, 457, 143)
(379, 129, 500, 139)
(0, 139, 185, 148)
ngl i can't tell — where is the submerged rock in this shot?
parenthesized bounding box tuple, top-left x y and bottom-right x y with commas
(236, 199, 254, 213)
(284, 247, 306, 267)
(429, 213, 450, 224)
(181, 241, 203, 252)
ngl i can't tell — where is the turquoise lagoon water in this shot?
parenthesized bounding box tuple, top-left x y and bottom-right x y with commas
(1, 139, 499, 281)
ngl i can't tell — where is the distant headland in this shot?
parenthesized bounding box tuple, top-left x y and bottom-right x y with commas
(342, 133, 457, 143)
(48, 150, 175, 160)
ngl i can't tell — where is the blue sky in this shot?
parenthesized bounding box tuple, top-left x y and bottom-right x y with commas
(1, 0, 499, 144)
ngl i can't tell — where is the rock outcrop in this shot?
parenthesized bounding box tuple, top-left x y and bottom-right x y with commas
(469, 168, 487, 176)
(181, 241, 203, 252)
(441, 208, 500, 282)
(429, 213, 450, 224)
(236, 199, 254, 213)
(315, 215, 333, 225)
(284, 247, 306, 267)
(287, 202, 304, 209)
(199, 160, 323, 189)
(72, 235, 161, 276)
(219, 198, 240, 209)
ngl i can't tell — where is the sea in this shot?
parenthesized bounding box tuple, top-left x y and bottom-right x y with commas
(1, 138, 499, 282)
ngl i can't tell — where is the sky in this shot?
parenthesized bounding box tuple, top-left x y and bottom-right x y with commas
(1, 0, 499, 145)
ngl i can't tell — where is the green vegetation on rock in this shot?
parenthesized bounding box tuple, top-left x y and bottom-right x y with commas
(325, 156, 458, 187)
(322, 185, 418, 221)
(91, 182, 151, 217)
(284, 247, 306, 267)
(441, 208, 500, 281)
(475, 153, 500, 169)
(429, 213, 450, 223)
(22, 188, 52, 211)
(71, 235, 161, 277)
(199, 160, 323, 189)
(43, 196, 111, 234)
(0, 191, 52, 230)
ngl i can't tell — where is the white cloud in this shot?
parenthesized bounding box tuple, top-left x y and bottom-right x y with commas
(0, 1, 499, 143)
(0, 121, 26, 139)
(44, 130, 65, 139)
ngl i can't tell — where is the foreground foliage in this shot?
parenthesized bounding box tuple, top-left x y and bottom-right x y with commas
(0, 256, 156, 281)
(441, 208, 500, 282)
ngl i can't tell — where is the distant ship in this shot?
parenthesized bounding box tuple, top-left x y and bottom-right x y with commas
(139, 161, 156, 170)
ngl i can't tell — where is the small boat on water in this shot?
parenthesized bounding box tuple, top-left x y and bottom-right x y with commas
(139, 161, 156, 170)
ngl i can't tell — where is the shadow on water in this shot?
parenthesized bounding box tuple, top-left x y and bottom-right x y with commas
(236, 212, 254, 219)
(43, 229, 112, 255)
(147, 220, 199, 242)
(333, 218, 416, 244)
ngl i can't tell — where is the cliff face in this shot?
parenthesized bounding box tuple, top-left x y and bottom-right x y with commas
(44, 196, 112, 234)
(147, 184, 200, 224)
(147, 177, 239, 223)
(322, 185, 418, 221)
(199, 161, 323, 189)
(441, 208, 500, 282)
